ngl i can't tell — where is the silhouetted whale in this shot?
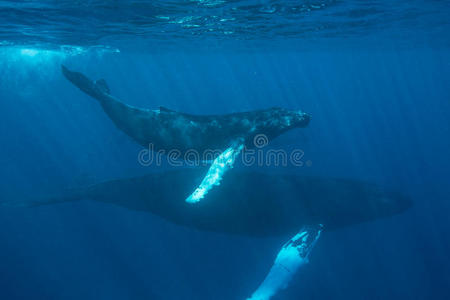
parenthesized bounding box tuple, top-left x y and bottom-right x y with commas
(6, 169, 411, 299)
(22, 168, 411, 237)
(61, 65, 311, 203)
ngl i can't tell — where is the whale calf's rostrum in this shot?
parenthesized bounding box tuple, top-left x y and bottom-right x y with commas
(61, 65, 311, 202)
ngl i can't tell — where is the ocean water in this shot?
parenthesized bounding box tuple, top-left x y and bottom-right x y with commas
(0, 1, 450, 299)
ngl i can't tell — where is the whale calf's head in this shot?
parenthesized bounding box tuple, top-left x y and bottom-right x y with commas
(266, 107, 311, 130)
(248, 107, 311, 146)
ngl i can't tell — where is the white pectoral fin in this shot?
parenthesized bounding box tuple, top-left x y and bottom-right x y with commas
(186, 143, 244, 204)
(247, 225, 323, 300)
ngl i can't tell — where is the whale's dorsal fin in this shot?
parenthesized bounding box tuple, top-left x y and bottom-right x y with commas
(95, 79, 110, 94)
(159, 106, 175, 113)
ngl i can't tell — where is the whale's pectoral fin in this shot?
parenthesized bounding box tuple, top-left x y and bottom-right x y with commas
(61, 65, 110, 101)
(185, 142, 244, 204)
(248, 225, 323, 300)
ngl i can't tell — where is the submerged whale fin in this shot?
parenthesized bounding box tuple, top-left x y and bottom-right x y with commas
(159, 106, 175, 113)
(248, 225, 323, 300)
(186, 142, 244, 204)
(61, 65, 109, 101)
(95, 79, 110, 94)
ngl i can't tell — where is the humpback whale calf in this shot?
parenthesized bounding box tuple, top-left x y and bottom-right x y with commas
(61, 66, 310, 202)
(7, 168, 411, 299)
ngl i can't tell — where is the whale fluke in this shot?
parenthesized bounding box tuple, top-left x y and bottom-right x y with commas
(62, 65, 101, 100)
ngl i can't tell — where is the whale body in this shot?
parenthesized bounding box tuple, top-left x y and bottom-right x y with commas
(25, 168, 412, 237)
(61, 65, 310, 154)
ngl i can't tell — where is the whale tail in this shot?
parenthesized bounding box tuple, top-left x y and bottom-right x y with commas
(61, 65, 110, 101)
(0, 188, 84, 208)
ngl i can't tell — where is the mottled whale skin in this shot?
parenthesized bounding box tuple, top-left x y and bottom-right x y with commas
(28, 169, 412, 237)
(61, 65, 310, 154)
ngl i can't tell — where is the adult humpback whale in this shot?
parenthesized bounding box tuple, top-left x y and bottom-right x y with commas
(61, 66, 310, 202)
(8, 169, 411, 299)
(25, 168, 410, 235)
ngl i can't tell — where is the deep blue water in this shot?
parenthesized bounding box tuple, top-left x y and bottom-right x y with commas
(1, 1, 450, 300)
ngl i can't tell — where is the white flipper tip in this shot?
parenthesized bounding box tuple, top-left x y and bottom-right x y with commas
(186, 188, 206, 203)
